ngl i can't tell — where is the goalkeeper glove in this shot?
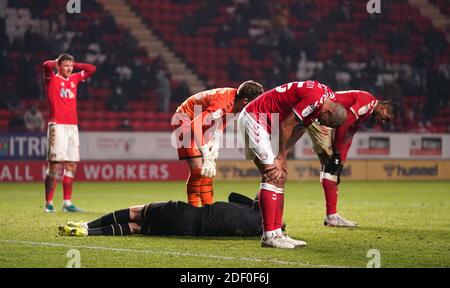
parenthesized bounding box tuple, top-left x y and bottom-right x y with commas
(199, 144, 216, 178)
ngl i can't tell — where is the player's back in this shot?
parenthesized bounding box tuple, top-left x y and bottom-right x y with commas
(335, 90, 378, 121)
(175, 88, 237, 120)
(142, 201, 198, 236)
(245, 80, 333, 126)
(198, 202, 262, 236)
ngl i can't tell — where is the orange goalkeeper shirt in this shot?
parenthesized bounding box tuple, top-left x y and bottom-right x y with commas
(175, 88, 237, 121)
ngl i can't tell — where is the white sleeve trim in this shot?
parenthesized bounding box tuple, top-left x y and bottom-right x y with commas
(349, 107, 359, 120)
(293, 108, 304, 121)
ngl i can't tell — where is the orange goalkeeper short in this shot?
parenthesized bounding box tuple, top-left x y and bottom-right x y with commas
(173, 121, 202, 160)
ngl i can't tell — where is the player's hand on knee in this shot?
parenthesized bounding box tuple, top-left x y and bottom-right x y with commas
(264, 165, 284, 183)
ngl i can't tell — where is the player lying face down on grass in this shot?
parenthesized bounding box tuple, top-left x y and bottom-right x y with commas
(288, 90, 398, 227)
(58, 193, 303, 245)
(237, 81, 347, 249)
(172, 81, 264, 207)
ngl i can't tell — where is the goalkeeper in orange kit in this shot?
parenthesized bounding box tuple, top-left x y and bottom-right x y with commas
(172, 81, 264, 207)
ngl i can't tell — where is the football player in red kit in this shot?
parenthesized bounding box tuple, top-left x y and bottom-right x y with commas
(42, 54, 96, 212)
(238, 81, 348, 249)
(299, 90, 397, 227)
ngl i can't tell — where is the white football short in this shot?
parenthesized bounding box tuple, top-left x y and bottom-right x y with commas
(307, 120, 334, 157)
(237, 108, 276, 165)
(47, 123, 80, 162)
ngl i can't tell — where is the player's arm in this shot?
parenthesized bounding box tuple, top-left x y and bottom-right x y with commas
(266, 112, 300, 181)
(192, 93, 228, 156)
(327, 111, 358, 182)
(42, 60, 56, 80)
(190, 109, 223, 178)
(286, 124, 306, 154)
(332, 109, 358, 156)
(278, 111, 301, 159)
(191, 110, 222, 151)
(74, 62, 97, 80)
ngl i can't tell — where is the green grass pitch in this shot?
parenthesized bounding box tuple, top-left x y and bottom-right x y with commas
(0, 180, 449, 268)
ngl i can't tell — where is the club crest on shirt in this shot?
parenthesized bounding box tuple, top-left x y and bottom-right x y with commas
(61, 82, 65, 87)
(71, 82, 75, 89)
(302, 104, 316, 118)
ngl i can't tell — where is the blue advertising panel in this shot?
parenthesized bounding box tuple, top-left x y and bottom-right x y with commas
(0, 133, 47, 160)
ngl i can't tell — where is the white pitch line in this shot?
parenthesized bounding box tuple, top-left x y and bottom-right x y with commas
(0, 239, 348, 268)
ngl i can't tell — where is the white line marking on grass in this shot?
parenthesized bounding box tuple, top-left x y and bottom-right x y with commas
(0, 239, 348, 268)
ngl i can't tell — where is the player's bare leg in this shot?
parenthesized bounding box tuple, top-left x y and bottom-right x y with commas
(255, 160, 306, 249)
(44, 162, 61, 212)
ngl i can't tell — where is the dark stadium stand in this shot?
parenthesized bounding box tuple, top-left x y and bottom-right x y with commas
(0, 0, 448, 132)
(430, 0, 450, 16)
(0, 0, 175, 131)
(127, 0, 449, 132)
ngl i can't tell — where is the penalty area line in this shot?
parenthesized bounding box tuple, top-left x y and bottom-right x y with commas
(0, 239, 349, 268)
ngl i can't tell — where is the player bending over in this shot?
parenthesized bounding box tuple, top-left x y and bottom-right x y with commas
(238, 80, 347, 249)
(42, 54, 96, 213)
(58, 193, 303, 245)
(301, 90, 397, 227)
(173, 81, 264, 207)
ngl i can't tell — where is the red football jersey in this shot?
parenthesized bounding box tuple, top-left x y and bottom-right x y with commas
(244, 80, 334, 132)
(333, 90, 378, 161)
(43, 61, 96, 125)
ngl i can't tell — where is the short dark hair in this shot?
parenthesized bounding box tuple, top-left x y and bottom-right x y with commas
(379, 100, 399, 119)
(237, 80, 264, 100)
(57, 53, 75, 65)
(329, 102, 347, 127)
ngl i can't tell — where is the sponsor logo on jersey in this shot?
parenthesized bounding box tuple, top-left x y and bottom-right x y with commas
(358, 105, 370, 116)
(60, 88, 75, 99)
(302, 104, 316, 118)
(358, 100, 378, 116)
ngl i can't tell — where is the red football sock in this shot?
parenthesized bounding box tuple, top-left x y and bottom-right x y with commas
(63, 174, 74, 201)
(274, 189, 284, 230)
(322, 175, 338, 215)
(45, 175, 57, 203)
(258, 184, 279, 232)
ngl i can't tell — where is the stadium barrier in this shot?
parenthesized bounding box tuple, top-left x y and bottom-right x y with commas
(0, 161, 189, 182)
(1, 132, 449, 182)
(214, 160, 450, 181)
(1, 160, 448, 182)
(1, 132, 449, 160)
(294, 132, 450, 159)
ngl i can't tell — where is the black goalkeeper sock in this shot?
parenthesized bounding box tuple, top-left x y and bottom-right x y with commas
(88, 224, 132, 236)
(87, 209, 131, 229)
